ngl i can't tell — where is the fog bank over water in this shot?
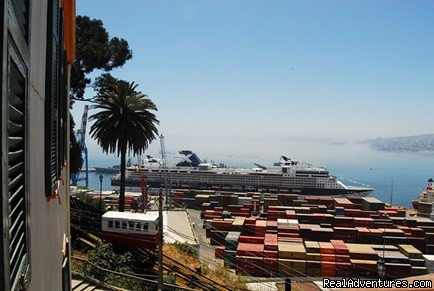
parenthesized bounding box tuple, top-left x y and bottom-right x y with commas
(89, 136, 374, 167)
(88, 137, 434, 207)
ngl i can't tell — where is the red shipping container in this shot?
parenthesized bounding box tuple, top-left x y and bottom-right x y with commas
(266, 220, 278, 230)
(263, 258, 278, 274)
(237, 243, 264, 257)
(334, 227, 358, 243)
(278, 232, 301, 239)
(245, 217, 257, 225)
(353, 217, 375, 227)
(321, 262, 336, 277)
(286, 210, 297, 219)
(215, 246, 225, 259)
(321, 254, 335, 262)
(239, 236, 264, 244)
(330, 240, 350, 255)
(211, 219, 233, 231)
(345, 209, 363, 217)
(264, 250, 278, 258)
(236, 256, 264, 276)
(333, 217, 354, 228)
(264, 234, 278, 251)
(319, 242, 334, 254)
(369, 228, 384, 237)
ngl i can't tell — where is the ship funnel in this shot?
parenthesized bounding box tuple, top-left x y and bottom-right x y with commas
(427, 178, 433, 190)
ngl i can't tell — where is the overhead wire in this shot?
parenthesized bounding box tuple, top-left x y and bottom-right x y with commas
(72, 196, 400, 282)
(70, 209, 232, 290)
(168, 206, 398, 281)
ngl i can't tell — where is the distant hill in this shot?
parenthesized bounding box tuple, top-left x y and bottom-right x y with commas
(362, 134, 434, 153)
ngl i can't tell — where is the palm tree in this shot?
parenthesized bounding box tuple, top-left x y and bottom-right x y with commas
(89, 81, 159, 212)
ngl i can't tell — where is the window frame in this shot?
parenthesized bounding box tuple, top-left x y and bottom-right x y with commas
(0, 0, 31, 289)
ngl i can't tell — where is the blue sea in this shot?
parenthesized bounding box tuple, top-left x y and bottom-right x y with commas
(76, 143, 434, 208)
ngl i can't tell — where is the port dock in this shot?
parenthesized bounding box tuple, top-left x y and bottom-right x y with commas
(170, 189, 434, 284)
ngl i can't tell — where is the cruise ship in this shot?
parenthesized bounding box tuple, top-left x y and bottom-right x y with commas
(111, 151, 373, 196)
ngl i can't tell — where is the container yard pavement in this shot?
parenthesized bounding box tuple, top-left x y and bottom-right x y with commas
(188, 209, 270, 291)
(188, 209, 225, 265)
(163, 210, 199, 247)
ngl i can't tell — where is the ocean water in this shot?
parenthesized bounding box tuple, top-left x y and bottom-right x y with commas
(76, 142, 434, 207)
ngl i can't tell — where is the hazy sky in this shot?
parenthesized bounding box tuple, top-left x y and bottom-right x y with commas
(72, 0, 434, 163)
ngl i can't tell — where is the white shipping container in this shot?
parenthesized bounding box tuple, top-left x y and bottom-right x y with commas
(287, 219, 299, 225)
(277, 218, 289, 226)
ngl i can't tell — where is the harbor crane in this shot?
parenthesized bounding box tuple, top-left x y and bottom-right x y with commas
(71, 105, 89, 187)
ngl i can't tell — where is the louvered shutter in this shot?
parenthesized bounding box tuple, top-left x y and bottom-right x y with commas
(11, 0, 29, 43)
(45, 0, 60, 196)
(8, 58, 29, 291)
(58, 10, 67, 174)
(1, 0, 31, 290)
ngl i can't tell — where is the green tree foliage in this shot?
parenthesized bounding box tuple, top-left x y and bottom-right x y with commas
(83, 243, 153, 290)
(69, 14, 132, 181)
(71, 15, 132, 101)
(70, 114, 83, 176)
(86, 243, 133, 274)
(89, 81, 159, 211)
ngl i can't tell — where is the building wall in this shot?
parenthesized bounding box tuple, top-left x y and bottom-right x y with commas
(27, 1, 70, 290)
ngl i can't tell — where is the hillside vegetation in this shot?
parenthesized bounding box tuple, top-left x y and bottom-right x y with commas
(363, 134, 434, 153)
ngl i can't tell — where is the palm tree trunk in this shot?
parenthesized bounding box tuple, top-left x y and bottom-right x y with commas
(119, 141, 126, 212)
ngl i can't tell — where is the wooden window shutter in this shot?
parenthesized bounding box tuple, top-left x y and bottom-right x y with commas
(45, 0, 61, 196)
(11, 0, 29, 43)
(8, 57, 29, 291)
(0, 0, 31, 289)
(58, 10, 67, 175)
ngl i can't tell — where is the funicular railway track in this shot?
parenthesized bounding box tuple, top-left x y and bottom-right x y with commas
(70, 197, 231, 291)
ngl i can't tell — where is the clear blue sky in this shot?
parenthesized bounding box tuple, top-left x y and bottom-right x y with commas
(73, 0, 434, 164)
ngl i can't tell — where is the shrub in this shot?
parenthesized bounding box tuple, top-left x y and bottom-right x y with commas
(173, 241, 198, 257)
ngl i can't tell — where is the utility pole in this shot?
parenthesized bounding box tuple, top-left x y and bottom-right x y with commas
(158, 188, 163, 291)
(159, 134, 170, 207)
(99, 174, 103, 211)
(390, 180, 394, 206)
(158, 134, 168, 290)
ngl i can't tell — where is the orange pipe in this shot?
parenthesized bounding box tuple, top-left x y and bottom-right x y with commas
(61, 0, 76, 63)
